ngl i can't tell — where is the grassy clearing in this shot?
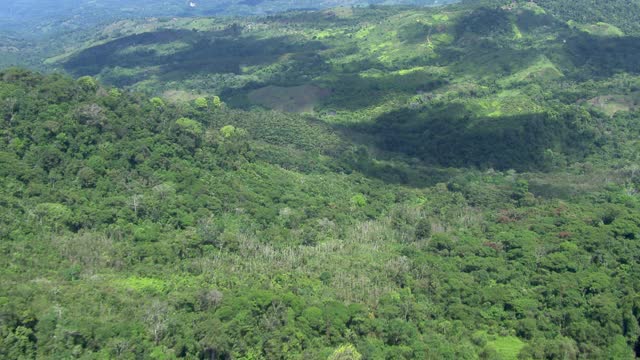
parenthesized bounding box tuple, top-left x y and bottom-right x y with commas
(512, 21, 523, 40)
(472, 89, 545, 118)
(586, 93, 640, 116)
(248, 84, 331, 113)
(488, 336, 526, 360)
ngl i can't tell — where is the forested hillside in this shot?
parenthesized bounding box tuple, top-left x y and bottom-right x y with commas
(0, 1, 455, 71)
(1, 66, 640, 360)
(466, 0, 640, 35)
(0, 0, 455, 34)
(2, 0, 640, 359)
(49, 1, 640, 171)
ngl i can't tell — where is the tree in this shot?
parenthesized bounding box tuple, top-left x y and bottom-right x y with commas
(195, 97, 208, 109)
(77, 167, 97, 188)
(199, 289, 224, 310)
(415, 218, 432, 240)
(144, 301, 170, 345)
(176, 117, 203, 136)
(34, 203, 72, 231)
(605, 335, 634, 359)
(350, 194, 367, 208)
(150, 97, 165, 109)
(328, 344, 362, 360)
(212, 96, 223, 109)
(77, 76, 97, 91)
(75, 103, 107, 129)
(220, 125, 236, 138)
(109, 88, 122, 98)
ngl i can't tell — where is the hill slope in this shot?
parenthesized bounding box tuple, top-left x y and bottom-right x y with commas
(2, 1, 640, 359)
(1, 64, 640, 360)
(50, 2, 640, 171)
(0, 0, 456, 34)
(467, 0, 640, 36)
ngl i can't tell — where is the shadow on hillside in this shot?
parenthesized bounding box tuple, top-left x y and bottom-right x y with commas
(63, 28, 326, 86)
(220, 57, 450, 113)
(320, 7, 564, 114)
(454, 7, 513, 39)
(336, 104, 596, 185)
(565, 33, 640, 77)
(264, 11, 357, 26)
(323, 70, 449, 112)
(442, 43, 527, 79)
(444, 6, 569, 79)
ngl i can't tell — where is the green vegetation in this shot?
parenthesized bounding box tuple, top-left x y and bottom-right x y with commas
(248, 85, 332, 113)
(568, 21, 625, 37)
(2, 0, 640, 359)
(487, 335, 526, 360)
(586, 93, 640, 117)
(0, 0, 457, 34)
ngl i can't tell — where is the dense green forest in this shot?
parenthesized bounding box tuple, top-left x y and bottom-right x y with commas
(0, 0, 456, 34)
(46, 0, 640, 170)
(2, 0, 640, 359)
(0, 0, 453, 71)
(468, 0, 640, 35)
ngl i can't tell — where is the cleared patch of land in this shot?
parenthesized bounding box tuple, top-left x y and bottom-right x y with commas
(499, 56, 563, 86)
(248, 84, 331, 113)
(586, 93, 640, 116)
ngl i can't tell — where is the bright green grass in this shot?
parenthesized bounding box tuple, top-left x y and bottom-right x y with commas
(488, 336, 526, 360)
(521, 2, 546, 15)
(114, 276, 167, 294)
(472, 89, 545, 118)
(568, 20, 625, 36)
(512, 22, 523, 40)
(499, 56, 563, 86)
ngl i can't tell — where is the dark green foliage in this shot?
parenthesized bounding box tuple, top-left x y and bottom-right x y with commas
(370, 106, 596, 171)
(567, 33, 640, 76)
(3, 1, 640, 359)
(37, 1, 637, 175)
(414, 218, 432, 240)
(1, 71, 639, 358)
(65, 30, 326, 87)
(533, 0, 640, 35)
(455, 7, 512, 38)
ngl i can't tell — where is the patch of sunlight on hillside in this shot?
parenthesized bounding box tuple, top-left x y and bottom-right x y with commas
(568, 20, 625, 37)
(488, 336, 526, 360)
(499, 56, 563, 86)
